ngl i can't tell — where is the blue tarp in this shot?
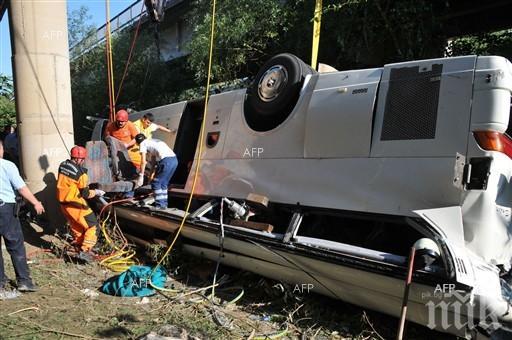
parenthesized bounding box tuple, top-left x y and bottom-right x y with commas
(101, 265, 167, 297)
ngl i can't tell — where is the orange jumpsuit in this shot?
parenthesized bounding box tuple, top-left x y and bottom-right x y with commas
(57, 159, 98, 252)
(105, 121, 141, 168)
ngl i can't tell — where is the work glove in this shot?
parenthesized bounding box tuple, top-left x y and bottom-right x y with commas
(95, 189, 105, 197)
(136, 175, 144, 188)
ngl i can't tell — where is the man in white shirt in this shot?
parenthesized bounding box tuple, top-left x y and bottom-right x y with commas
(135, 134, 178, 209)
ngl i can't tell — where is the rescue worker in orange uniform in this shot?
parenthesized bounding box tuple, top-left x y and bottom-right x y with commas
(104, 109, 141, 169)
(57, 146, 104, 261)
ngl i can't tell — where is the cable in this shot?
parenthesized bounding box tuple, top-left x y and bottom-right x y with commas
(150, 0, 218, 275)
(211, 197, 225, 298)
(105, 0, 116, 121)
(96, 194, 152, 272)
(115, 0, 146, 104)
(98, 209, 135, 272)
(105, 36, 113, 121)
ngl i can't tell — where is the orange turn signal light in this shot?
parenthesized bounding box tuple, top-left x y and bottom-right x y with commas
(474, 131, 512, 159)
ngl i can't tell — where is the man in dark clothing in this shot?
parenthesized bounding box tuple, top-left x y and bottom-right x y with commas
(0, 125, 13, 142)
(0, 140, 45, 295)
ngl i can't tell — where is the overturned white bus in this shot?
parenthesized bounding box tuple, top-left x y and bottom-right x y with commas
(88, 53, 512, 339)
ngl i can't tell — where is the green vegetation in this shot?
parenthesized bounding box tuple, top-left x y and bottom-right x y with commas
(67, 5, 96, 47)
(70, 27, 198, 144)
(69, 1, 512, 144)
(0, 75, 15, 128)
(186, 0, 291, 83)
(448, 29, 512, 59)
(0, 243, 453, 339)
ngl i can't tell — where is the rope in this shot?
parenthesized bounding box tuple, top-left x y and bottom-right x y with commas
(99, 1, 245, 323)
(105, 39, 113, 121)
(96, 194, 151, 272)
(151, 0, 217, 275)
(105, 0, 116, 121)
(311, 0, 323, 70)
(98, 210, 136, 272)
(115, 0, 146, 104)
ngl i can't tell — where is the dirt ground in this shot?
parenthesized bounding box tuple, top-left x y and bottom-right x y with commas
(0, 221, 458, 340)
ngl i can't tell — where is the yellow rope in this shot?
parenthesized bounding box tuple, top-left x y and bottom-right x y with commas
(105, 0, 116, 112)
(99, 210, 136, 272)
(311, 0, 323, 70)
(151, 0, 217, 275)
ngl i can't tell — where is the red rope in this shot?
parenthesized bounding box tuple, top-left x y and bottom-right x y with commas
(115, 1, 146, 104)
(105, 37, 114, 122)
(99, 193, 152, 220)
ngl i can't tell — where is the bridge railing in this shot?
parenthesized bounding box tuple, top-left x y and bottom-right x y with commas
(69, 0, 184, 60)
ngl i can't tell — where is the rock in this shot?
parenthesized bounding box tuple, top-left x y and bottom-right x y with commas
(138, 332, 170, 340)
(136, 296, 151, 305)
(81, 288, 99, 298)
(0, 288, 20, 300)
(158, 325, 188, 339)
(137, 325, 189, 340)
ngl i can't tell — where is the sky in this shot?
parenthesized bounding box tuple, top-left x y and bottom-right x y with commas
(0, 0, 135, 77)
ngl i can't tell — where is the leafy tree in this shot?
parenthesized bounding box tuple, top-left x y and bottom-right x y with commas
(69, 0, 512, 146)
(185, 0, 448, 81)
(186, 0, 291, 83)
(0, 74, 15, 127)
(280, 0, 447, 70)
(447, 29, 512, 60)
(0, 74, 14, 100)
(68, 5, 95, 47)
(70, 27, 197, 144)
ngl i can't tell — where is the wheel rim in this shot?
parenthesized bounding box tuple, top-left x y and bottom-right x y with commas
(257, 65, 288, 102)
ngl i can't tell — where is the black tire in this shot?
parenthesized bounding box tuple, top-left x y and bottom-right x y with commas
(244, 53, 315, 132)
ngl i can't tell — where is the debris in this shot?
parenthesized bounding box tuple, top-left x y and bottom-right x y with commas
(158, 325, 188, 338)
(248, 314, 271, 322)
(77, 251, 94, 263)
(138, 333, 169, 340)
(137, 296, 151, 305)
(7, 306, 40, 315)
(137, 325, 188, 340)
(0, 288, 20, 300)
(81, 288, 99, 298)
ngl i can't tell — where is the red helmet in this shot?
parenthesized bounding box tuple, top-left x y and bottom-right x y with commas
(115, 109, 129, 122)
(70, 146, 87, 159)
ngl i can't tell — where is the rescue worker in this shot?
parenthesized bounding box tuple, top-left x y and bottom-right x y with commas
(135, 134, 178, 209)
(57, 146, 104, 262)
(0, 140, 44, 293)
(104, 109, 141, 169)
(133, 112, 172, 139)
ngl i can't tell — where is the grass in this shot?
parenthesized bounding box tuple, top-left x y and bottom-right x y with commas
(0, 222, 459, 340)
